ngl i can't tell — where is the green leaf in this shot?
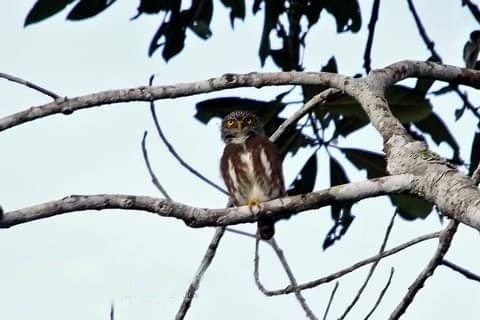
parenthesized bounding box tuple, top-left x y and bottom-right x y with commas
(324, 85, 432, 123)
(136, 0, 179, 15)
(148, 12, 187, 60)
(329, 156, 350, 219)
(195, 97, 285, 124)
(305, 1, 323, 27)
(221, 0, 245, 27)
(414, 112, 461, 164)
(195, 97, 314, 156)
(390, 194, 433, 220)
(258, 0, 285, 65)
(188, 0, 213, 39)
(323, 0, 362, 33)
(342, 148, 386, 178)
(332, 115, 368, 138)
(469, 132, 480, 176)
(463, 1, 480, 24)
(463, 30, 480, 68)
(342, 148, 432, 220)
(303, 56, 337, 102)
(287, 153, 317, 196)
(25, 0, 75, 26)
(67, 0, 116, 20)
(323, 156, 354, 249)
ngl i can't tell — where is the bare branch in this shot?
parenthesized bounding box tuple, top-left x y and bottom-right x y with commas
(0, 174, 416, 228)
(338, 211, 397, 319)
(269, 88, 341, 143)
(141, 131, 172, 199)
(0, 71, 348, 132)
(323, 282, 339, 320)
(364, 267, 395, 320)
(175, 227, 226, 320)
(441, 259, 480, 283)
(0, 72, 60, 99)
(270, 238, 319, 320)
(389, 220, 458, 320)
(253, 238, 318, 319)
(2, 62, 480, 132)
(256, 231, 439, 296)
(363, 0, 381, 73)
(406, 0, 442, 61)
(149, 102, 228, 195)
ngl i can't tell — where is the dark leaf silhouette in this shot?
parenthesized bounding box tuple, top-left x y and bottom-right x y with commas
(25, 0, 75, 26)
(67, 0, 116, 20)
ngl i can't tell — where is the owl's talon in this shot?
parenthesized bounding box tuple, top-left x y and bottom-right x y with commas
(247, 198, 261, 209)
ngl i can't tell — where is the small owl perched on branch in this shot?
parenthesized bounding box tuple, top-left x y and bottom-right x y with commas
(220, 110, 286, 240)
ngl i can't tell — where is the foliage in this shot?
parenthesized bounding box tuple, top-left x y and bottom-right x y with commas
(23, 0, 480, 249)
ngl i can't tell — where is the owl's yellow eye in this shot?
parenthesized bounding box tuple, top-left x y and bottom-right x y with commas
(226, 119, 235, 127)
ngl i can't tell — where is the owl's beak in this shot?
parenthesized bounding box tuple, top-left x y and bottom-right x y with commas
(236, 120, 244, 130)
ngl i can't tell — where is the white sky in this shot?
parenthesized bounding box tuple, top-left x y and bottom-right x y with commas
(0, 1, 479, 319)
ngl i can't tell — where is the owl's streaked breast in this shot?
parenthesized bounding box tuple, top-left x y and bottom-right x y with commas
(225, 142, 279, 205)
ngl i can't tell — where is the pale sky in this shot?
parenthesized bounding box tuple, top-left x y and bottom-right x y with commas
(1, 1, 479, 319)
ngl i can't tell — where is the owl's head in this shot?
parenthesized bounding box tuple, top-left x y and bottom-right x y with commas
(221, 110, 264, 144)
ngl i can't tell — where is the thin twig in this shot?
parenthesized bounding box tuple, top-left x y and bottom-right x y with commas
(175, 227, 226, 320)
(389, 219, 458, 320)
(141, 131, 172, 199)
(364, 267, 395, 320)
(257, 231, 439, 296)
(110, 302, 114, 320)
(149, 102, 228, 195)
(270, 238, 319, 320)
(225, 227, 257, 238)
(269, 88, 340, 143)
(406, 0, 441, 61)
(455, 87, 480, 121)
(338, 211, 397, 319)
(363, 0, 381, 73)
(0, 72, 60, 99)
(323, 282, 339, 320)
(441, 259, 480, 283)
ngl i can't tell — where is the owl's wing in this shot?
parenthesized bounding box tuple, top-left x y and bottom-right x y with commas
(246, 135, 286, 197)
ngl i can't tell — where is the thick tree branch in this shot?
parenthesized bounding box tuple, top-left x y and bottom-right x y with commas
(0, 72, 348, 132)
(0, 174, 415, 228)
(1, 61, 479, 133)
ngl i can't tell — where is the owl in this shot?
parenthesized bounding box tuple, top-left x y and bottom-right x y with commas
(220, 110, 286, 240)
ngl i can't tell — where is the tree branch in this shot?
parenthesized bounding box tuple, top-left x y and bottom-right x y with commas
(0, 72, 60, 99)
(441, 259, 480, 283)
(254, 237, 319, 320)
(1, 61, 480, 132)
(253, 231, 439, 296)
(338, 211, 397, 319)
(175, 227, 226, 320)
(0, 174, 415, 228)
(388, 219, 458, 320)
(363, 0, 381, 73)
(364, 267, 394, 320)
(322, 282, 339, 320)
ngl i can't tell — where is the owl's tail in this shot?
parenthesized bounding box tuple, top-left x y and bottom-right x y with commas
(258, 218, 275, 240)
